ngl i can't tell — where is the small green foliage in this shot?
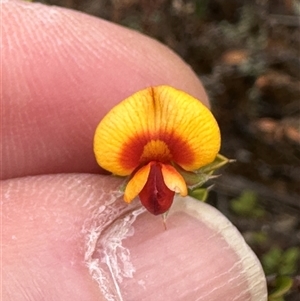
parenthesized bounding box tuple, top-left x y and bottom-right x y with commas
(185, 154, 232, 202)
(268, 275, 294, 301)
(244, 231, 268, 246)
(230, 190, 265, 218)
(175, 163, 213, 188)
(262, 246, 299, 300)
(188, 187, 208, 202)
(176, 154, 232, 189)
(262, 247, 300, 276)
(263, 247, 283, 275)
(197, 154, 233, 174)
(252, 231, 268, 244)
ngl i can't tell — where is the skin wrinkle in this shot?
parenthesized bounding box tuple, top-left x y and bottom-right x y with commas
(51, 38, 88, 86)
(3, 14, 49, 173)
(192, 267, 228, 297)
(8, 5, 55, 98)
(232, 286, 250, 301)
(4, 271, 33, 301)
(194, 263, 249, 301)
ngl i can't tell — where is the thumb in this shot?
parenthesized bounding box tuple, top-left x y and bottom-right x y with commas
(2, 174, 267, 300)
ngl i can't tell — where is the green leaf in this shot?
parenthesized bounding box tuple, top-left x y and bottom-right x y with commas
(262, 247, 283, 275)
(279, 247, 300, 275)
(230, 190, 264, 217)
(268, 276, 293, 300)
(248, 231, 268, 245)
(262, 247, 300, 276)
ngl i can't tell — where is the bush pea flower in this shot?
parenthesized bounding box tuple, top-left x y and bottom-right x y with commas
(94, 85, 222, 215)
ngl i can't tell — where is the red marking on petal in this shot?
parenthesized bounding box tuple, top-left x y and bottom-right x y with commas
(119, 133, 195, 172)
(139, 161, 175, 215)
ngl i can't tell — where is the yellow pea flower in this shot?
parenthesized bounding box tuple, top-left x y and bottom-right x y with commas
(94, 86, 221, 215)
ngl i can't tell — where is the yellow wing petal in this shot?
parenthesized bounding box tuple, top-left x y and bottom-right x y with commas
(124, 163, 151, 203)
(161, 164, 187, 196)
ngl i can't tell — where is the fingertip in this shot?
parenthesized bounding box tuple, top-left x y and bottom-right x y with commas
(2, 0, 209, 179)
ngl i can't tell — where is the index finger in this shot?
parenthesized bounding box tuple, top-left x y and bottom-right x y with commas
(2, 0, 209, 179)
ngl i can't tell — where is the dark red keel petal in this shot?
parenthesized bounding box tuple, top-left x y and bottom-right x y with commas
(139, 162, 175, 215)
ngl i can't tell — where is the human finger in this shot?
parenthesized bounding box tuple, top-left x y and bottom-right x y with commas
(2, 174, 267, 300)
(2, 0, 209, 179)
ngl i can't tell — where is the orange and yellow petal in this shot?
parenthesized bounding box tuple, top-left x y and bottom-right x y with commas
(161, 164, 187, 196)
(94, 85, 221, 175)
(124, 163, 151, 203)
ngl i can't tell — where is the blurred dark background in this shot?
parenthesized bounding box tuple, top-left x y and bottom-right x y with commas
(33, 0, 300, 299)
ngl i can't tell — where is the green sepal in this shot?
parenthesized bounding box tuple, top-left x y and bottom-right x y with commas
(173, 162, 219, 188)
(195, 154, 234, 174)
(188, 187, 209, 202)
(176, 153, 232, 192)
